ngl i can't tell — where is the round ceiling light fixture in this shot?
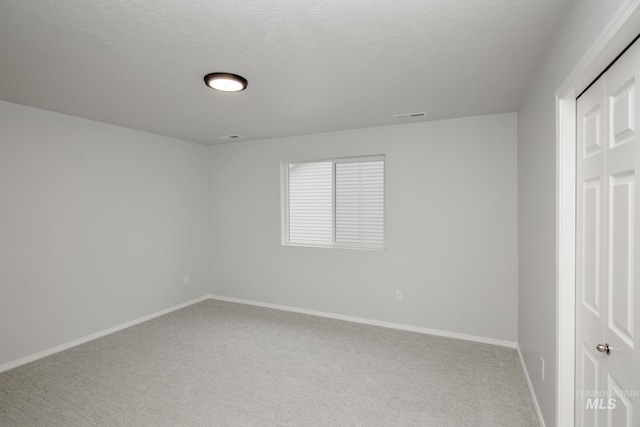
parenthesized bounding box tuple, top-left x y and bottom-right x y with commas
(203, 72, 248, 92)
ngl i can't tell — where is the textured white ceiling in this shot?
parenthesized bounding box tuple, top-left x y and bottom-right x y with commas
(0, 0, 573, 144)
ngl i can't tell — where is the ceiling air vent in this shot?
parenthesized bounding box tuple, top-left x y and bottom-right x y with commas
(392, 112, 426, 119)
(217, 135, 243, 140)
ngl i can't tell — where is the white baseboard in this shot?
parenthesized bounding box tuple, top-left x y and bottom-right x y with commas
(209, 294, 517, 349)
(0, 295, 210, 373)
(517, 345, 546, 427)
(1, 293, 518, 374)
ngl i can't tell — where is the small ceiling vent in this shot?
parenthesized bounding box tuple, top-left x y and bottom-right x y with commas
(217, 135, 243, 140)
(392, 112, 426, 119)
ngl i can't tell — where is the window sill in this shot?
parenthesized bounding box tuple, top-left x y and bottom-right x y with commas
(281, 243, 385, 251)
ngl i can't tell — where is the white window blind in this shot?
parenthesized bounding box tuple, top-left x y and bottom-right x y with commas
(284, 156, 384, 249)
(288, 161, 333, 245)
(335, 160, 384, 246)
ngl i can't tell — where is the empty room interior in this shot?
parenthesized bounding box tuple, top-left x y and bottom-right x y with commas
(1, 1, 639, 426)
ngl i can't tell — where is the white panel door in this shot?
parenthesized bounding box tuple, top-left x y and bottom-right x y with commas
(576, 74, 607, 427)
(576, 39, 640, 426)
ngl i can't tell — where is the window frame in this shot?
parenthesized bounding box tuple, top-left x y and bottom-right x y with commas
(281, 154, 385, 250)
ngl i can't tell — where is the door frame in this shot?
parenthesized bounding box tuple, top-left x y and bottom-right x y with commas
(555, 3, 640, 426)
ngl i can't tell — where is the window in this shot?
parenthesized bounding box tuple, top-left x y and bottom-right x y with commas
(282, 155, 384, 249)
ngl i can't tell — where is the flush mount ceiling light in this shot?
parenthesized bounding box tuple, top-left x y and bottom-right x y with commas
(204, 73, 248, 92)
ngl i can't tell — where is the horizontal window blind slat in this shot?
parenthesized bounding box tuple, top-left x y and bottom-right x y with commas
(288, 161, 332, 245)
(287, 158, 383, 248)
(335, 160, 384, 246)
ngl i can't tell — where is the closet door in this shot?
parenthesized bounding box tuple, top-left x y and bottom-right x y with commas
(575, 39, 639, 427)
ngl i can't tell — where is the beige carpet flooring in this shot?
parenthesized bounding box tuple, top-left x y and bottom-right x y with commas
(0, 299, 538, 426)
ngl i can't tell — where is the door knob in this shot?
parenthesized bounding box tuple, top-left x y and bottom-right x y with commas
(596, 343, 610, 354)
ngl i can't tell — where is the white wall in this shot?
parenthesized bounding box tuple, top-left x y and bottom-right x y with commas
(0, 104, 517, 369)
(517, 0, 631, 425)
(0, 101, 211, 367)
(210, 113, 518, 343)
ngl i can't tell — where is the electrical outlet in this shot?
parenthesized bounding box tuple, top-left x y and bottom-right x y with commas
(395, 291, 403, 302)
(184, 275, 190, 285)
(540, 356, 545, 381)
